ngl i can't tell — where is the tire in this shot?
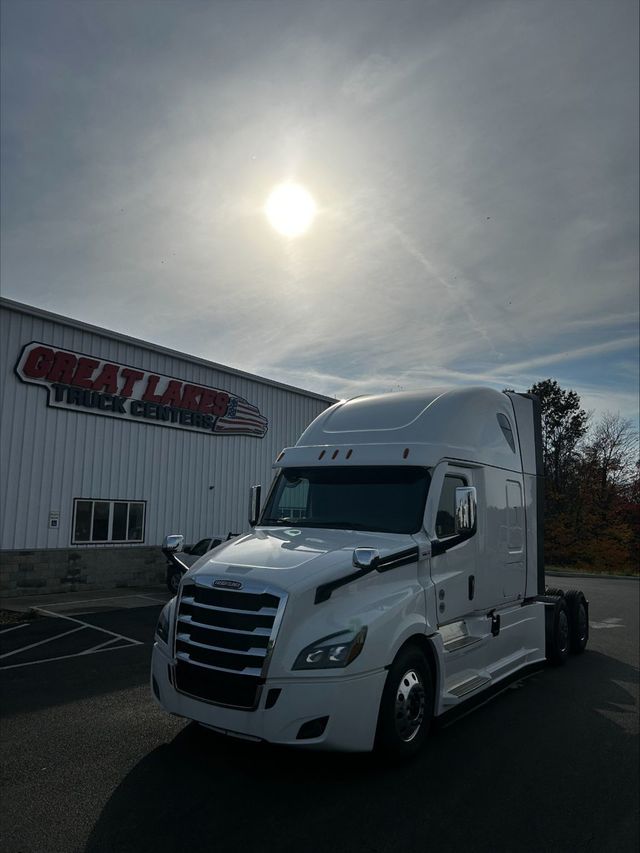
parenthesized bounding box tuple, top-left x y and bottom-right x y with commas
(545, 596, 570, 665)
(564, 590, 589, 654)
(167, 569, 182, 594)
(376, 645, 433, 760)
(544, 586, 565, 597)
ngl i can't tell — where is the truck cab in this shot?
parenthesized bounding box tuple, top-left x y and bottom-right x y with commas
(151, 387, 588, 757)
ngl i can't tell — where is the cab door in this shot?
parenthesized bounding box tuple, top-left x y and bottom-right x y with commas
(427, 462, 479, 624)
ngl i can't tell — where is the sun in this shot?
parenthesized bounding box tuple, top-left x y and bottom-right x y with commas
(265, 183, 316, 237)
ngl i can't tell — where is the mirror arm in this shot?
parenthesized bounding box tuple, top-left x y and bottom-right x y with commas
(249, 484, 262, 527)
(315, 564, 375, 604)
(315, 545, 419, 604)
(374, 545, 419, 573)
(163, 550, 190, 572)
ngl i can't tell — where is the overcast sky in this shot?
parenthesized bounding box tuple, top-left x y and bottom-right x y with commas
(1, 0, 638, 423)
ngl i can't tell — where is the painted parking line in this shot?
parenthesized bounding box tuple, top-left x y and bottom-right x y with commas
(0, 622, 28, 635)
(41, 593, 170, 616)
(37, 594, 154, 609)
(0, 625, 85, 660)
(36, 607, 144, 644)
(0, 606, 143, 671)
(0, 613, 80, 657)
(0, 643, 141, 672)
(135, 594, 170, 603)
(80, 636, 132, 654)
(590, 617, 625, 629)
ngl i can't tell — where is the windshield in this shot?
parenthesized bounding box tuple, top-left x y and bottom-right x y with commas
(260, 466, 430, 534)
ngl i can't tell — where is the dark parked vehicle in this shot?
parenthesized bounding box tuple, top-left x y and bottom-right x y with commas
(164, 533, 238, 592)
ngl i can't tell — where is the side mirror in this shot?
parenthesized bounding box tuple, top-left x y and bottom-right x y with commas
(455, 487, 477, 533)
(249, 485, 262, 527)
(353, 548, 380, 570)
(162, 534, 184, 553)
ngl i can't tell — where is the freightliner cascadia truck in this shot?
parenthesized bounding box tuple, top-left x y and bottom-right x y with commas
(151, 387, 589, 758)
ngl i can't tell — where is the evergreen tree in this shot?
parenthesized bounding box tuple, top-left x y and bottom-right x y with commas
(529, 379, 589, 493)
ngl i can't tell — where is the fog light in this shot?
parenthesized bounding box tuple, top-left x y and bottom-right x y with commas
(265, 688, 281, 709)
(296, 716, 329, 740)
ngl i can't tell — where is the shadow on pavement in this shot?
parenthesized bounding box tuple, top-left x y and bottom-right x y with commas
(85, 650, 639, 853)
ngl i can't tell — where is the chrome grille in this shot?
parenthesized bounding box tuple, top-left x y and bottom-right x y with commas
(173, 577, 287, 709)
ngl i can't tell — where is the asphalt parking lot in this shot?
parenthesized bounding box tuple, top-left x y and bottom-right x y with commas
(1, 576, 638, 853)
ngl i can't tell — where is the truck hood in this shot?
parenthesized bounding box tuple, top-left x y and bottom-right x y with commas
(187, 527, 417, 593)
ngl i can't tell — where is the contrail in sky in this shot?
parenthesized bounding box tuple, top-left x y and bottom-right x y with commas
(389, 224, 499, 357)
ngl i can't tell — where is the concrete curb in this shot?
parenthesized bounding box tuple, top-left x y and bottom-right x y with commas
(0, 585, 168, 614)
(546, 571, 639, 581)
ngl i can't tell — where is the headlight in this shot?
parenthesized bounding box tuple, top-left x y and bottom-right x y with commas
(155, 601, 172, 645)
(293, 626, 367, 670)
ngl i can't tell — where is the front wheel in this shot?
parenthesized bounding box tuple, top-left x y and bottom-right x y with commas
(376, 645, 433, 760)
(166, 569, 182, 594)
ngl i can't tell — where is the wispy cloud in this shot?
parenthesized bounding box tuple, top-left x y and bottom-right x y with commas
(388, 223, 500, 356)
(488, 336, 640, 377)
(562, 312, 640, 331)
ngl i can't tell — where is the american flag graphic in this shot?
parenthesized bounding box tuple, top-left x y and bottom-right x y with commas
(213, 396, 268, 437)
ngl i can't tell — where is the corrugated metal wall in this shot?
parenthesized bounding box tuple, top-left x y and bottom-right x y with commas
(0, 302, 332, 550)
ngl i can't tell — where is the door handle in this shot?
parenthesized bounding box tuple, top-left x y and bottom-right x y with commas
(468, 575, 475, 600)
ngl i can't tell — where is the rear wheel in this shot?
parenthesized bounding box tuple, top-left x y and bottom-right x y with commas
(545, 596, 570, 665)
(564, 590, 589, 653)
(376, 645, 433, 760)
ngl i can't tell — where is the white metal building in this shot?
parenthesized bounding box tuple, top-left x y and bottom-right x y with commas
(0, 298, 333, 596)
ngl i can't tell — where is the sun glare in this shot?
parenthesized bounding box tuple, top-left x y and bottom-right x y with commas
(265, 183, 316, 237)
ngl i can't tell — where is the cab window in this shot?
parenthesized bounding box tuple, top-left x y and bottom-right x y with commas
(436, 475, 466, 538)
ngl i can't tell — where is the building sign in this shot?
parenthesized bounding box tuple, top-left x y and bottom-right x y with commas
(15, 342, 268, 438)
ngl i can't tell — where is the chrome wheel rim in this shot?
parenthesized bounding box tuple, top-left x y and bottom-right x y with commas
(394, 669, 426, 742)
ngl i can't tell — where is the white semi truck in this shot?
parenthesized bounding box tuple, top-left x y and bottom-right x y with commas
(151, 387, 589, 758)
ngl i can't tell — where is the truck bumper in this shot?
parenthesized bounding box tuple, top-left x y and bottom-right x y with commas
(151, 642, 387, 752)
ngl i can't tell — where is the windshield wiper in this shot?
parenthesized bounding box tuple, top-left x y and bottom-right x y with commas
(261, 517, 304, 525)
(261, 519, 397, 532)
(293, 521, 374, 531)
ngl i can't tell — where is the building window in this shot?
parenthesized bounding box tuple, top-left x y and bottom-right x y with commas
(72, 499, 146, 544)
